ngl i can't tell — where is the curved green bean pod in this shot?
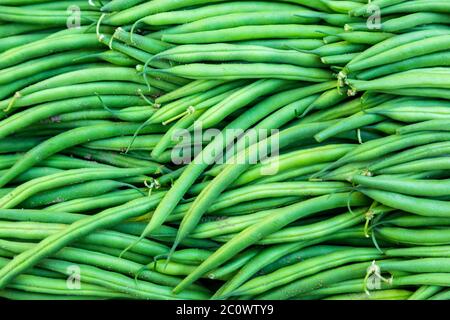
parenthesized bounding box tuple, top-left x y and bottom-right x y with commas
(173, 192, 369, 293)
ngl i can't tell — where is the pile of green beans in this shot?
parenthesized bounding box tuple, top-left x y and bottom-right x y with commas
(0, 0, 448, 301)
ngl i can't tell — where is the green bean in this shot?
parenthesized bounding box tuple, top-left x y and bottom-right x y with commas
(255, 259, 393, 299)
(0, 122, 165, 188)
(20, 180, 134, 208)
(208, 249, 260, 280)
(0, 289, 108, 300)
(112, 27, 173, 54)
(139, 1, 302, 26)
(321, 52, 360, 65)
(382, 13, 450, 33)
(147, 62, 333, 81)
(150, 80, 247, 124)
(196, 79, 292, 129)
(377, 158, 450, 176)
(230, 248, 383, 297)
(258, 245, 351, 276)
(357, 52, 450, 80)
(144, 82, 338, 237)
(0, 166, 61, 184)
(0, 167, 155, 209)
(0, 239, 184, 289)
(347, 68, 450, 95)
(320, 0, 361, 13)
(374, 88, 450, 100)
(101, 0, 146, 12)
(377, 227, 450, 245)
(67, 147, 166, 171)
(295, 11, 363, 27)
(151, 11, 317, 38)
(0, 33, 51, 53)
(353, 175, 450, 197)
(215, 228, 368, 298)
(1, 82, 159, 111)
(190, 183, 352, 238)
(398, 120, 450, 135)
(35, 257, 209, 299)
(156, 80, 226, 104)
(46, 188, 144, 213)
(392, 273, 450, 288)
(142, 1, 301, 25)
(161, 25, 342, 44)
(76, 50, 139, 67)
(174, 135, 354, 251)
(19, 66, 150, 95)
(369, 141, 450, 172)
(293, 278, 394, 300)
(370, 106, 450, 123)
(153, 43, 323, 67)
(360, 188, 450, 217)
(428, 289, 450, 300)
(236, 39, 323, 50)
(0, 136, 44, 153)
(83, 135, 163, 152)
(173, 192, 369, 293)
(211, 197, 300, 218)
(326, 289, 411, 300)
(386, 246, 450, 258)
(104, 0, 227, 25)
(350, 0, 412, 17)
(251, 209, 368, 245)
(320, 131, 450, 175)
(24, 0, 100, 10)
(0, 195, 169, 288)
(232, 144, 354, 187)
(352, 29, 450, 66)
(345, 34, 450, 74)
(0, 95, 146, 139)
(0, 23, 51, 38)
(382, 1, 450, 15)
(0, 34, 103, 69)
(337, 31, 394, 45)
(3, 272, 128, 298)
(0, 62, 107, 101)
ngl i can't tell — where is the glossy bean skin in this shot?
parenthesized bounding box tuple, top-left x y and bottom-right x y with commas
(0, 34, 103, 69)
(346, 68, 450, 95)
(173, 192, 369, 293)
(161, 25, 342, 44)
(0, 122, 165, 188)
(153, 43, 323, 67)
(360, 188, 450, 217)
(148, 63, 333, 81)
(377, 227, 450, 245)
(138, 1, 302, 26)
(357, 51, 450, 80)
(352, 175, 450, 197)
(143, 82, 336, 241)
(369, 141, 450, 173)
(150, 11, 319, 38)
(0, 167, 156, 209)
(381, 13, 450, 33)
(0, 195, 167, 289)
(381, 0, 450, 15)
(229, 248, 382, 297)
(0, 95, 147, 139)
